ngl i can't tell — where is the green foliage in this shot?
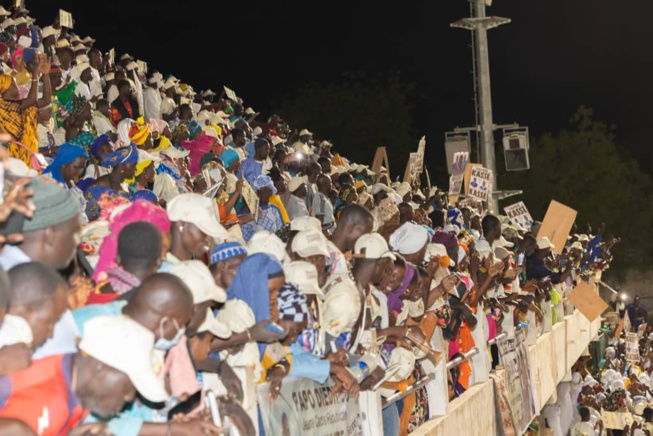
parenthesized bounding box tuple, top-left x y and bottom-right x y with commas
(499, 106, 653, 272)
(273, 71, 419, 179)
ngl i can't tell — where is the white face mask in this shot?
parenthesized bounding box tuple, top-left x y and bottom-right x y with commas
(406, 299, 425, 318)
(154, 317, 186, 351)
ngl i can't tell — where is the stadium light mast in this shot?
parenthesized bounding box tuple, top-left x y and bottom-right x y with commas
(451, 0, 510, 213)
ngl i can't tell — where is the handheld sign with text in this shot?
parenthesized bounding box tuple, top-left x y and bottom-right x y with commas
(468, 166, 493, 202)
(567, 280, 608, 322)
(403, 152, 418, 183)
(537, 200, 577, 254)
(448, 151, 468, 196)
(416, 136, 425, 169)
(137, 60, 148, 74)
(223, 86, 238, 101)
(504, 201, 533, 231)
(108, 48, 115, 66)
(625, 332, 639, 362)
(59, 9, 73, 29)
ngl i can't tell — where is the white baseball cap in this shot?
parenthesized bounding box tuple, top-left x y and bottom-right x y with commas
(197, 307, 231, 339)
(76, 62, 91, 75)
(169, 260, 226, 303)
(290, 216, 321, 232)
(292, 229, 329, 258)
(299, 129, 313, 136)
(354, 233, 396, 260)
(79, 315, 168, 403)
(41, 26, 59, 39)
(424, 243, 454, 267)
(167, 193, 228, 239)
(288, 176, 307, 193)
(216, 300, 255, 334)
(284, 261, 323, 297)
(577, 234, 590, 242)
(494, 235, 514, 248)
(322, 274, 360, 337)
(247, 231, 288, 263)
(537, 236, 555, 250)
(570, 241, 583, 251)
(160, 145, 189, 159)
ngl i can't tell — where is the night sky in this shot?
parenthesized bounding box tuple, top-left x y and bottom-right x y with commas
(30, 0, 653, 174)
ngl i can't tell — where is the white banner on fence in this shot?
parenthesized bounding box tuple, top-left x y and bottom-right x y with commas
(504, 201, 534, 231)
(497, 329, 537, 435)
(257, 377, 363, 436)
(468, 166, 493, 201)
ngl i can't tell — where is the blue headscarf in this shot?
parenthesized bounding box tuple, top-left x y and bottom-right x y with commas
(226, 253, 284, 354)
(90, 134, 112, 161)
(251, 174, 277, 194)
(101, 143, 138, 168)
(43, 143, 89, 184)
(219, 148, 239, 167)
(210, 241, 247, 265)
(132, 189, 158, 203)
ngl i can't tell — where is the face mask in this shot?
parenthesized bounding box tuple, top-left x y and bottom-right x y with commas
(154, 317, 186, 351)
(406, 298, 425, 318)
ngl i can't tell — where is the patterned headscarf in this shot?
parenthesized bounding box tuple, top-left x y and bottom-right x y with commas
(251, 174, 277, 194)
(376, 197, 400, 226)
(447, 208, 465, 230)
(210, 241, 247, 265)
(84, 186, 132, 222)
(64, 94, 88, 120)
(0, 74, 12, 95)
(278, 283, 309, 323)
(128, 117, 151, 146)
(171, 124, 189, 146)
(132, 189, 158, 203)
(90, 134, 113, 161)
(101, 143, 138, 168)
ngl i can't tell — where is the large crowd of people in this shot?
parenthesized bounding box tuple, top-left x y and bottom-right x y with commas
(0, 3, 627, 436)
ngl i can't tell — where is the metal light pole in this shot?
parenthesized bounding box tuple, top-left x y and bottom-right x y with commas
(451, 1, 510, 213)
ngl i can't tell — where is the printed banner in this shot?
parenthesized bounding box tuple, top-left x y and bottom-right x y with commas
(504, 201, 533, 232)
(468, 166, 493, 201)
(625, 332, 639, 362)
(257, 377, 363, 436)
(497, 329, 537, 435)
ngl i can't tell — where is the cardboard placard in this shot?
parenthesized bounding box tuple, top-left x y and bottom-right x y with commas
(223, 86, 237, 101)
(416, 136, 426, 169)
(59, 9, 73, 29)
(600, 410, 634, 430)
(625, 332, 639, 362)
(468, 166, 493, 201)
(136, 60, 148, 74)
(537, 200, 577, 254)
(567, 280, 608, 322)
(108, 48, 115, 66)
(504, 201, 534, 232)
(403, 152, 418, 183)
(371, 146, 390, 177)
(240, 180, 258, 218)
(464, 163, 483, 195)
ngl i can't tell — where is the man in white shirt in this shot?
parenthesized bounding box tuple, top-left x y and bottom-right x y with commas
(312, 174, 336, 233)
(92, 98, 117, 138)
(143, 73, 163, 122)
(74, 62, 95, 104)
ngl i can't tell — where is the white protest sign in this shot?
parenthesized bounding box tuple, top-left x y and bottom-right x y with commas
(416, 136, 425, 170)
(136, 60, 148, 74)
(223, 85, 238, 101)
(625, 332, 639, 362)
(448, 151, 468, 196)
(108, 48, 115, 66)
(504, 201, 533, 231)
(59, 9, 73, 29)
(468, 166, 493, 201)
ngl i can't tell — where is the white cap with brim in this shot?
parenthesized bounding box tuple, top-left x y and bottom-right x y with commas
(167, 193, 229, 239)
(284, 261, 323, 298)
(160, 145, 189, 160)
(494, 235, 514, 248)
(536, 236, 555, 250)
(288, 176, 307, 193)
(290, 216, 321, 232)
(197, 307, 231, 339)
(389, 222, 430, 256)
(247, 231, 288, 264)
(424, 243, 454, 267)
(169, 260, 226, 304)
(299, 129, 313, 136)
(322, 274, 360, 337)
(354, 233, 396, 260)
(79, 315, 168, 403)
(216, 299, 255, 334)
(292, 229, 329, 258)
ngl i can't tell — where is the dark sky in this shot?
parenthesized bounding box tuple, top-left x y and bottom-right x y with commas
(31, 0, 653, 173)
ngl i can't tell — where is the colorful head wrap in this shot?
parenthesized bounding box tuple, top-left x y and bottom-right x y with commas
(219, 148, 239, 167)
(171, 124, 189, 146)
(447, 208, 465, 230)
(153, 135, 172, 153)
(376, 197, 400, 226)
(210, 241, 248, 265)
(135, 158, 153, 177)
(148, 119, 169, 136)
(10, 48, 23, 67)
(64, 94, 88, 120)
(0, 74, 12, 95)
(84, 185, 131, 222)
(90, 134, 113, 161)
(128, 117, 151, 146)
(335, 184, 355, 211)
(132, 189, 158, 203)
(251, 174, 277, 194)
(43, 143, 89, 184)
(278, 283, 309, 323)
(101, 143, 138, 168)
(93, 199, 171, 281)
(187, 120, 202, 138)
